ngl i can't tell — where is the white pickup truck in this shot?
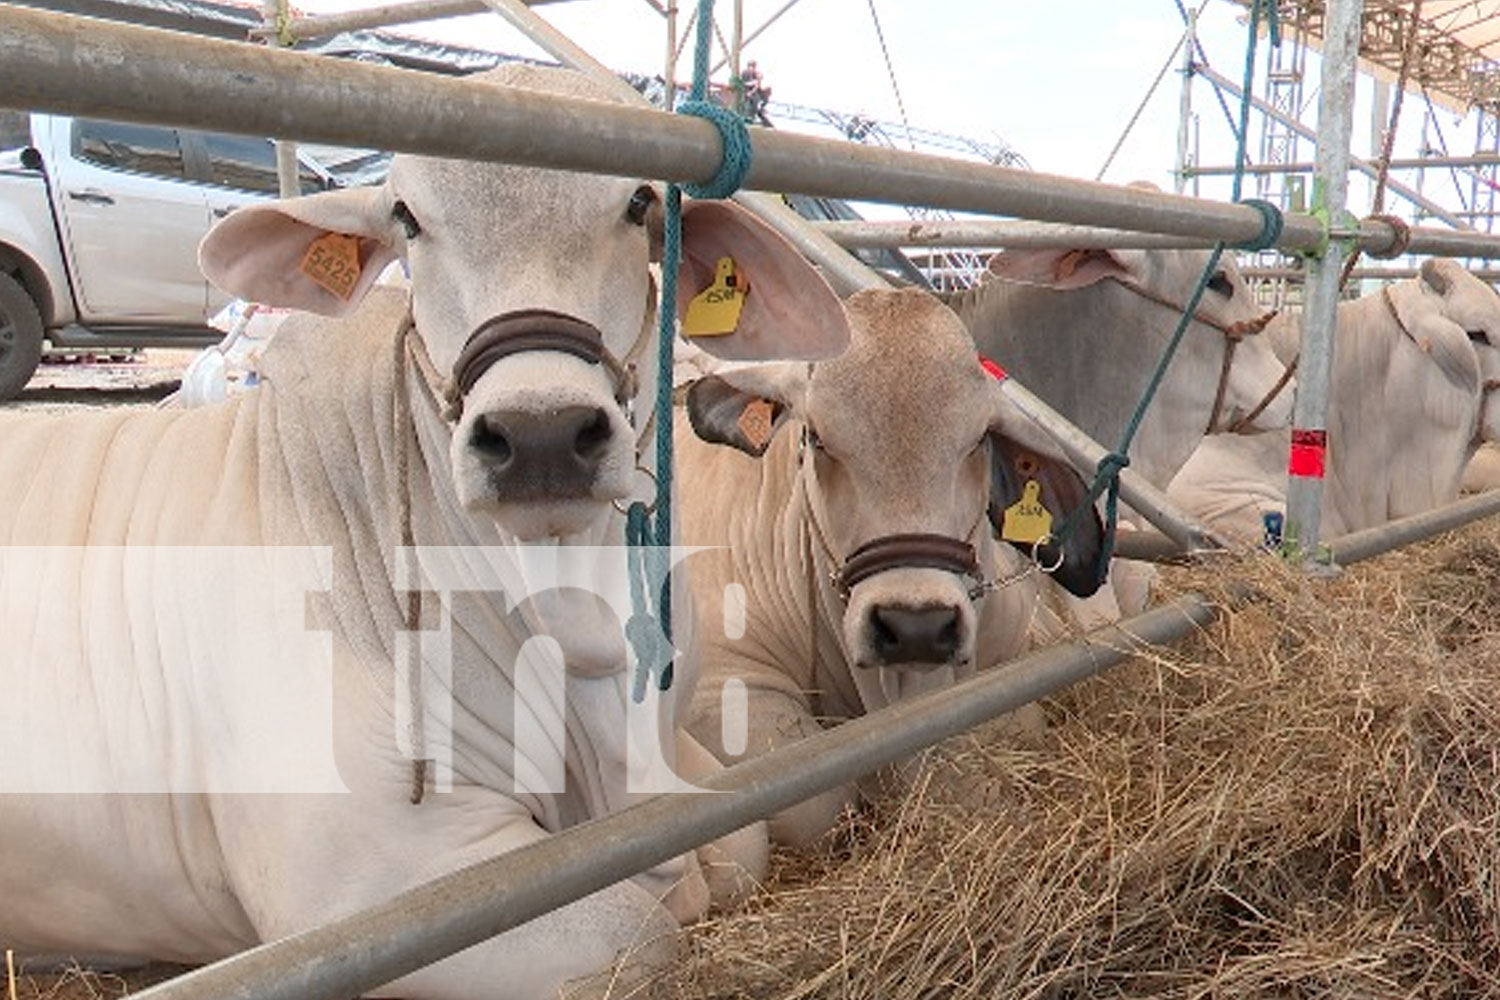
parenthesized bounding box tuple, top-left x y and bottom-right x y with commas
(0, 112, 382, 400)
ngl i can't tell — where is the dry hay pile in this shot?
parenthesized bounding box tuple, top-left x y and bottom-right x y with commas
(655, 517, 1500, 999)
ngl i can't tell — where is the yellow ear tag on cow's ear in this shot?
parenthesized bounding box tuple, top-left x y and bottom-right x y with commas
(1001, 480, 1053, 545)
(683, 256, 749, 338)
(299, 232, 363, 300)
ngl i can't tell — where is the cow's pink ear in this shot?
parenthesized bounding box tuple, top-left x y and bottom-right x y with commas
(198, 187, 398, 317)
(986, 247, 1131, 290)
(674, 200, 849, 362)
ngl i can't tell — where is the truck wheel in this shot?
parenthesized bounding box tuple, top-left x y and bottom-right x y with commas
(0, 272, 44, 402)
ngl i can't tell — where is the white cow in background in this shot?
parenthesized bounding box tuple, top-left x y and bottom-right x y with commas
(946, 237, 1296, 618)
(1167, 258, 1500, 543)
(0, 65, 851, 1000)
(678, 288, 1105, 848)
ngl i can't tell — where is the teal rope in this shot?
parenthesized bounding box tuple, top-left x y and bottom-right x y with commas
(628, 0, 749, 702)
(677, 99, 754, 198)
(1051, 0, 1280, 584)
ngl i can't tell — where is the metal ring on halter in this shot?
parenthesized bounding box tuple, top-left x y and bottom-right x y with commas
(1031, 534, 1066, 574)
(611, 465, 660, 516)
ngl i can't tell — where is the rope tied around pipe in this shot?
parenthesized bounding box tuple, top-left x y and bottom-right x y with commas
(1365, 213, 1413, 260)
(676, 98, 754, 199)
(1231, 198, 1285, 252)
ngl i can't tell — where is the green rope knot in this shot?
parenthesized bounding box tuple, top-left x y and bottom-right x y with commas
(626, 501, 675, 702)
(677, 98, 753, 200)
(1232, 198, 1284, 252)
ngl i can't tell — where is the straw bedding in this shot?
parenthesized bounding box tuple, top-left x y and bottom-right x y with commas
(13, 519, 1500, 999)
(653, 516, 1500, 999)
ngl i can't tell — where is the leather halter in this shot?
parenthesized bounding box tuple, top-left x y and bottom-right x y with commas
(406, 307, 646, 424)
(797, 432, 997, 604)
(834, 533, 984, 599)
(1110, 277, 1284, 435)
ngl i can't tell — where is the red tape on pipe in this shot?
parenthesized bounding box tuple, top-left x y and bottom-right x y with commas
(1287, 428, 1327, 479)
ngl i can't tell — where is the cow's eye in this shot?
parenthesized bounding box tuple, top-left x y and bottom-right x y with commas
(626, 185, 658, 226)
(392, 200, 422, 239)
(1469, 329, 1492, 346)
(1207, 271, 1235, 298)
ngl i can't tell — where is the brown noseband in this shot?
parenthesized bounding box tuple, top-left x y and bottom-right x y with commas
(455, 310, 630, 399)
(835, 533, 985, 600)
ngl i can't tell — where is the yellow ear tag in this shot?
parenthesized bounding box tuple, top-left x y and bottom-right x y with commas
(1001, 480, 1053, 545)
(683, 256, 749, 338)
(299, 232, 363, 300)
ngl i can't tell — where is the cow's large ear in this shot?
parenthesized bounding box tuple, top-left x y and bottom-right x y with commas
(1387, 272, 1481, 394)
(675, 200, 849, 362)
(199, 187, 398, 317)
(986, 392, 1105, 597)
(685, 364, 807, 458)
(985, 247, 1132, 291)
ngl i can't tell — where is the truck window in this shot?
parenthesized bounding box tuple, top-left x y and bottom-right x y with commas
(0, 110, 29, 151)
(75, 119, 186, 179)
(200, 132, 323, 195)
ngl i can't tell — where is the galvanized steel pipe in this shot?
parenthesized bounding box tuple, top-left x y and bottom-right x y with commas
(817, 220, 1210, 250)
(131, 594, 1219, 1000)
(1327, 489, 1500, 566)
(1284, 0, 1364, 557)
(0, 7, 1361, 254)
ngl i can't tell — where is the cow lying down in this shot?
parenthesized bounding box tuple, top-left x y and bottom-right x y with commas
(0, 64, 853, 1000)
(678, 287, 1106, 848)
(1167, 258, 1500, 544)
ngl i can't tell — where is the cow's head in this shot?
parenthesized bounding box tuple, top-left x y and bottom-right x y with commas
(686, 288, 1104, 673)
(1383, 258, 1500, 447)
(986, 242, 1296, 441)
(199, 64, 846, 540)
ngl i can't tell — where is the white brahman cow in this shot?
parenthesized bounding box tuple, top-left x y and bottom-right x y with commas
(0, 65, 850, 999)
(946, 239, 1297, 620)
(1167, 258, 1500, 543)
(677, 287, 1105, 848)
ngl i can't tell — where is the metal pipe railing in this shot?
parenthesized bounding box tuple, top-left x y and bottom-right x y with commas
(261, 0, 565, 42)
(1327, 489, 1500, 566)
(817, 217, 1500, 262)
(817, 220, 1211, 250)
(131, 595, 1220, 1000)
(12, 6, 1500, 262)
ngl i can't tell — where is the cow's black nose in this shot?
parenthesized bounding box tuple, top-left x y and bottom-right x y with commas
(471, 405, 613, 500)
(868, 604, 961, 666)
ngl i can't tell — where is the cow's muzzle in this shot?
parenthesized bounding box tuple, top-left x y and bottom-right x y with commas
(454, 309, 638, 409)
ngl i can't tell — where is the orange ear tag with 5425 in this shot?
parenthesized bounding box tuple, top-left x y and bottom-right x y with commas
(683, 256, 749, 338)
(299, 232, 363, 300)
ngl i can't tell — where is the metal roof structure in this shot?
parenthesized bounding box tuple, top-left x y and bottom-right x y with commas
(1235, 1, 1500, 111)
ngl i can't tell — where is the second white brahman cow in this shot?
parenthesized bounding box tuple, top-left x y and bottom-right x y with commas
(678, 287, 1105, 848)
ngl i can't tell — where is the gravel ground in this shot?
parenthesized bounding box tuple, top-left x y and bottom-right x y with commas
(4, 350, 197, 414)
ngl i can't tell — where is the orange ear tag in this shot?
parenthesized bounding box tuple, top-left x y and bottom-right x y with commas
(1001, 480, 1053, 545)
(737, 397, 775, 452)
(299, 232, 363, 300)
(683, 256, 749, 338)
